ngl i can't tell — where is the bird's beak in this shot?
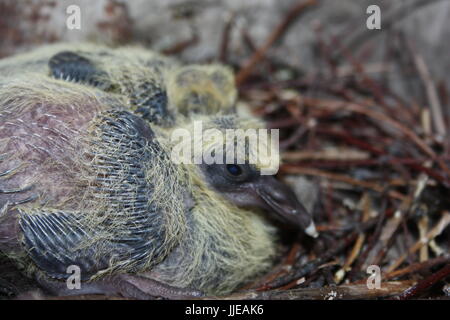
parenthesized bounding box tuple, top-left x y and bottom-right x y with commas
(255, 176, 318, 238)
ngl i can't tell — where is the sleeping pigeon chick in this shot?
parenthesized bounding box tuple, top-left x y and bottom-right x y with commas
(0, 45, 316, 299)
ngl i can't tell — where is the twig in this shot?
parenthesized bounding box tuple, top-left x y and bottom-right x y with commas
(260, 218, 380, 290)
(335, 194, 371, 283)
(366, 174, 429, 268)
(282, 149, 370, 162)
(348, 196, 388, 280)
(386, 212, 450, 273)
(385, 255, 450, 280)
(418, 215, 430, 262)
(218, 12, 236, 63)
(281, 166, 407, 201)
(337, 0, 448, 59)
(300, 97, 450, 179)
(408, 40, 447, 139)
(303, 97, 436, 159)
(214, 281, 416, 300)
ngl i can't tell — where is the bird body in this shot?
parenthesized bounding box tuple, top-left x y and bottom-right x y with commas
(0, 44, 314, 298)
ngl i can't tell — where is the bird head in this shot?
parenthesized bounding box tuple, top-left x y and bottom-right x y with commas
(169, 114, 318, 238)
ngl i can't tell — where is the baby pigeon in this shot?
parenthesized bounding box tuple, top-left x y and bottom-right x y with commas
(0, 43, 237, 125)
(0, 44, 316, 299)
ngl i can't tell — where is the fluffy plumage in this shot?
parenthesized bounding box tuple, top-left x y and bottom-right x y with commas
(0, 43, 313, 297)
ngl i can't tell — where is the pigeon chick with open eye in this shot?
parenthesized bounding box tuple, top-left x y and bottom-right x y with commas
(0, 45, 317, 299)
(145, 114, 318, 294)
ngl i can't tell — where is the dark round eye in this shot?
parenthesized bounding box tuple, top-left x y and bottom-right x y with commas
(226, 164, 243, 176)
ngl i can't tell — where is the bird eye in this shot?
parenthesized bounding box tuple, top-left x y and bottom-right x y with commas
(226, 164, 243, 176)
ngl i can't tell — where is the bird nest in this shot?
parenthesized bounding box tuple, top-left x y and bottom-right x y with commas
(225, 4, 450, 300)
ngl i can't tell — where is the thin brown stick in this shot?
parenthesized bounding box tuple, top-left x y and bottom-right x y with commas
(408, 41, 447, 138)
(301, 97, 450, 178)
(337, 0, 448, 58)
(218, 12, 236, 63)
(335, 228, 366, 284)
(281, 165, 407, 201)
(303, 97, 436, 158)
(395, 264, 450, 299)
(213, 281, 416, 300)
(385, 255, 450, 280)
(386, 212, 450, 273)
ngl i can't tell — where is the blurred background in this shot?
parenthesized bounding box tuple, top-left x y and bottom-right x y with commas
(1, 0, 449, 299)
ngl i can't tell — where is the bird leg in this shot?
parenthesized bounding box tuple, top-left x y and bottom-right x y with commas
(35, 273, 204, 300)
